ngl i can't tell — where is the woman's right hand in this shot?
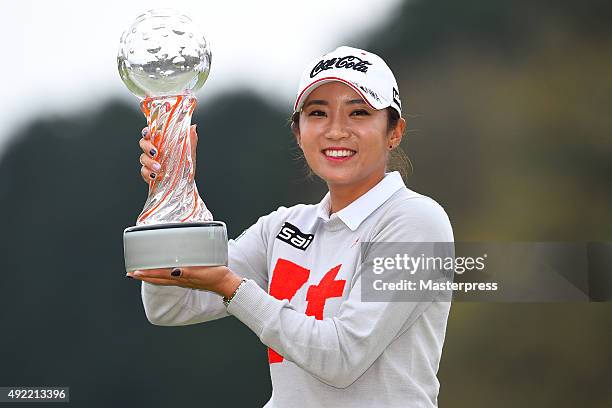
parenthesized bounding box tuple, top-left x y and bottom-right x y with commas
(138, 125, 198, 183)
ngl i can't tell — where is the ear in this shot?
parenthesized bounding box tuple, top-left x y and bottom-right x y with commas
(291, 116, 302, 148)
(389, 117, 406, 146)
(293, 128, 302, 148)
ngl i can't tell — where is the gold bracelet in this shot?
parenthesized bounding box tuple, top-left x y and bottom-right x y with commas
(223, 278, 248, 307)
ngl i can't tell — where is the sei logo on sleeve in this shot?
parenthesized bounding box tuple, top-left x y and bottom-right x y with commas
(276, 222, 314, 251)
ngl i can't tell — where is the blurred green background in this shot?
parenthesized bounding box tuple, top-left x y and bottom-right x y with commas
(0, 0, 611, 406)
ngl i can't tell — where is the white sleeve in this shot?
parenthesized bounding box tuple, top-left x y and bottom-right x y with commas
(141, 209, 278, 326)
(226, 199, 453, 388)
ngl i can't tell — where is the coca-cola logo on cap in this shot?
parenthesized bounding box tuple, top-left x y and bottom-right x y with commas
(310, 55, 372, 78)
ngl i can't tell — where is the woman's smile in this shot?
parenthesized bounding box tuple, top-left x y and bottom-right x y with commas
(322, 147, 357, 161)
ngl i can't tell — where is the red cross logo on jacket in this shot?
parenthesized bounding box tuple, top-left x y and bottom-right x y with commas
(267, 259, 346, 364)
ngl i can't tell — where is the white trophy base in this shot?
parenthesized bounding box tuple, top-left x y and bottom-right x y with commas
(123, 221, 228, 272)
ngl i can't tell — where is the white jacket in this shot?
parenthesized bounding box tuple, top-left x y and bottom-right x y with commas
(141, 172, 454, 407)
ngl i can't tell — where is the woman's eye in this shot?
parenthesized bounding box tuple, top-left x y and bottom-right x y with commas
(351, 109, 370, 116)
(308, 110, 326, 117)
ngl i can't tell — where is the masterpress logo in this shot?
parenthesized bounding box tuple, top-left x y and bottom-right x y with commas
(361, 242, 612, 302)
(370, 252, 497, 294)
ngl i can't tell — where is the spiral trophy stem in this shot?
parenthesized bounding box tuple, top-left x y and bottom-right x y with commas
(137, 94, 212, 225)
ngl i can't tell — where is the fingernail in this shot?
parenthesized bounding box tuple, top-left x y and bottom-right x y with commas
(125, 273, 133, 279)
(142, 128, 149, 137)
(132, 271, 143, 276)
(171, 268, 182, 277)
(150, 173, 156, 179)
(152, 162, 161, 171)
(149, 148, 157, 157)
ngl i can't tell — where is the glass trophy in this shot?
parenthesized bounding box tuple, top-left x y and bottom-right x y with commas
(118, 9, 227, 272)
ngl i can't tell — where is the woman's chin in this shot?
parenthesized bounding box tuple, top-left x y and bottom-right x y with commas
(318, 171, 358, 187)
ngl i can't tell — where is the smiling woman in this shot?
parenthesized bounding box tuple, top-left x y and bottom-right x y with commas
(301, 84, 401, 207)
(291, 82, 405, 212)
(129, 46, 454, 408)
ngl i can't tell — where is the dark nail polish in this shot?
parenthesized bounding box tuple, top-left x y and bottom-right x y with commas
(150, 173, 156, 179)
(149, 148, 157, 157)
(171, 268, 182, 277)
(142, 128, 149, 137)
(126, 275, 133, 279)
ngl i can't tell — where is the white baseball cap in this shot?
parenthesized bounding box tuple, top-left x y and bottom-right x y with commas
(293, 46, 402, 116)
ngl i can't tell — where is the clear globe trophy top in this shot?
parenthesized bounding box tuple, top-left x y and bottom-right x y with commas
(119, 9, 227, 272)
(118, 8, 211, 100)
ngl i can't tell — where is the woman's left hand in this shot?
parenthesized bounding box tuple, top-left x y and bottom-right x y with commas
(126, 266, 243, 298)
